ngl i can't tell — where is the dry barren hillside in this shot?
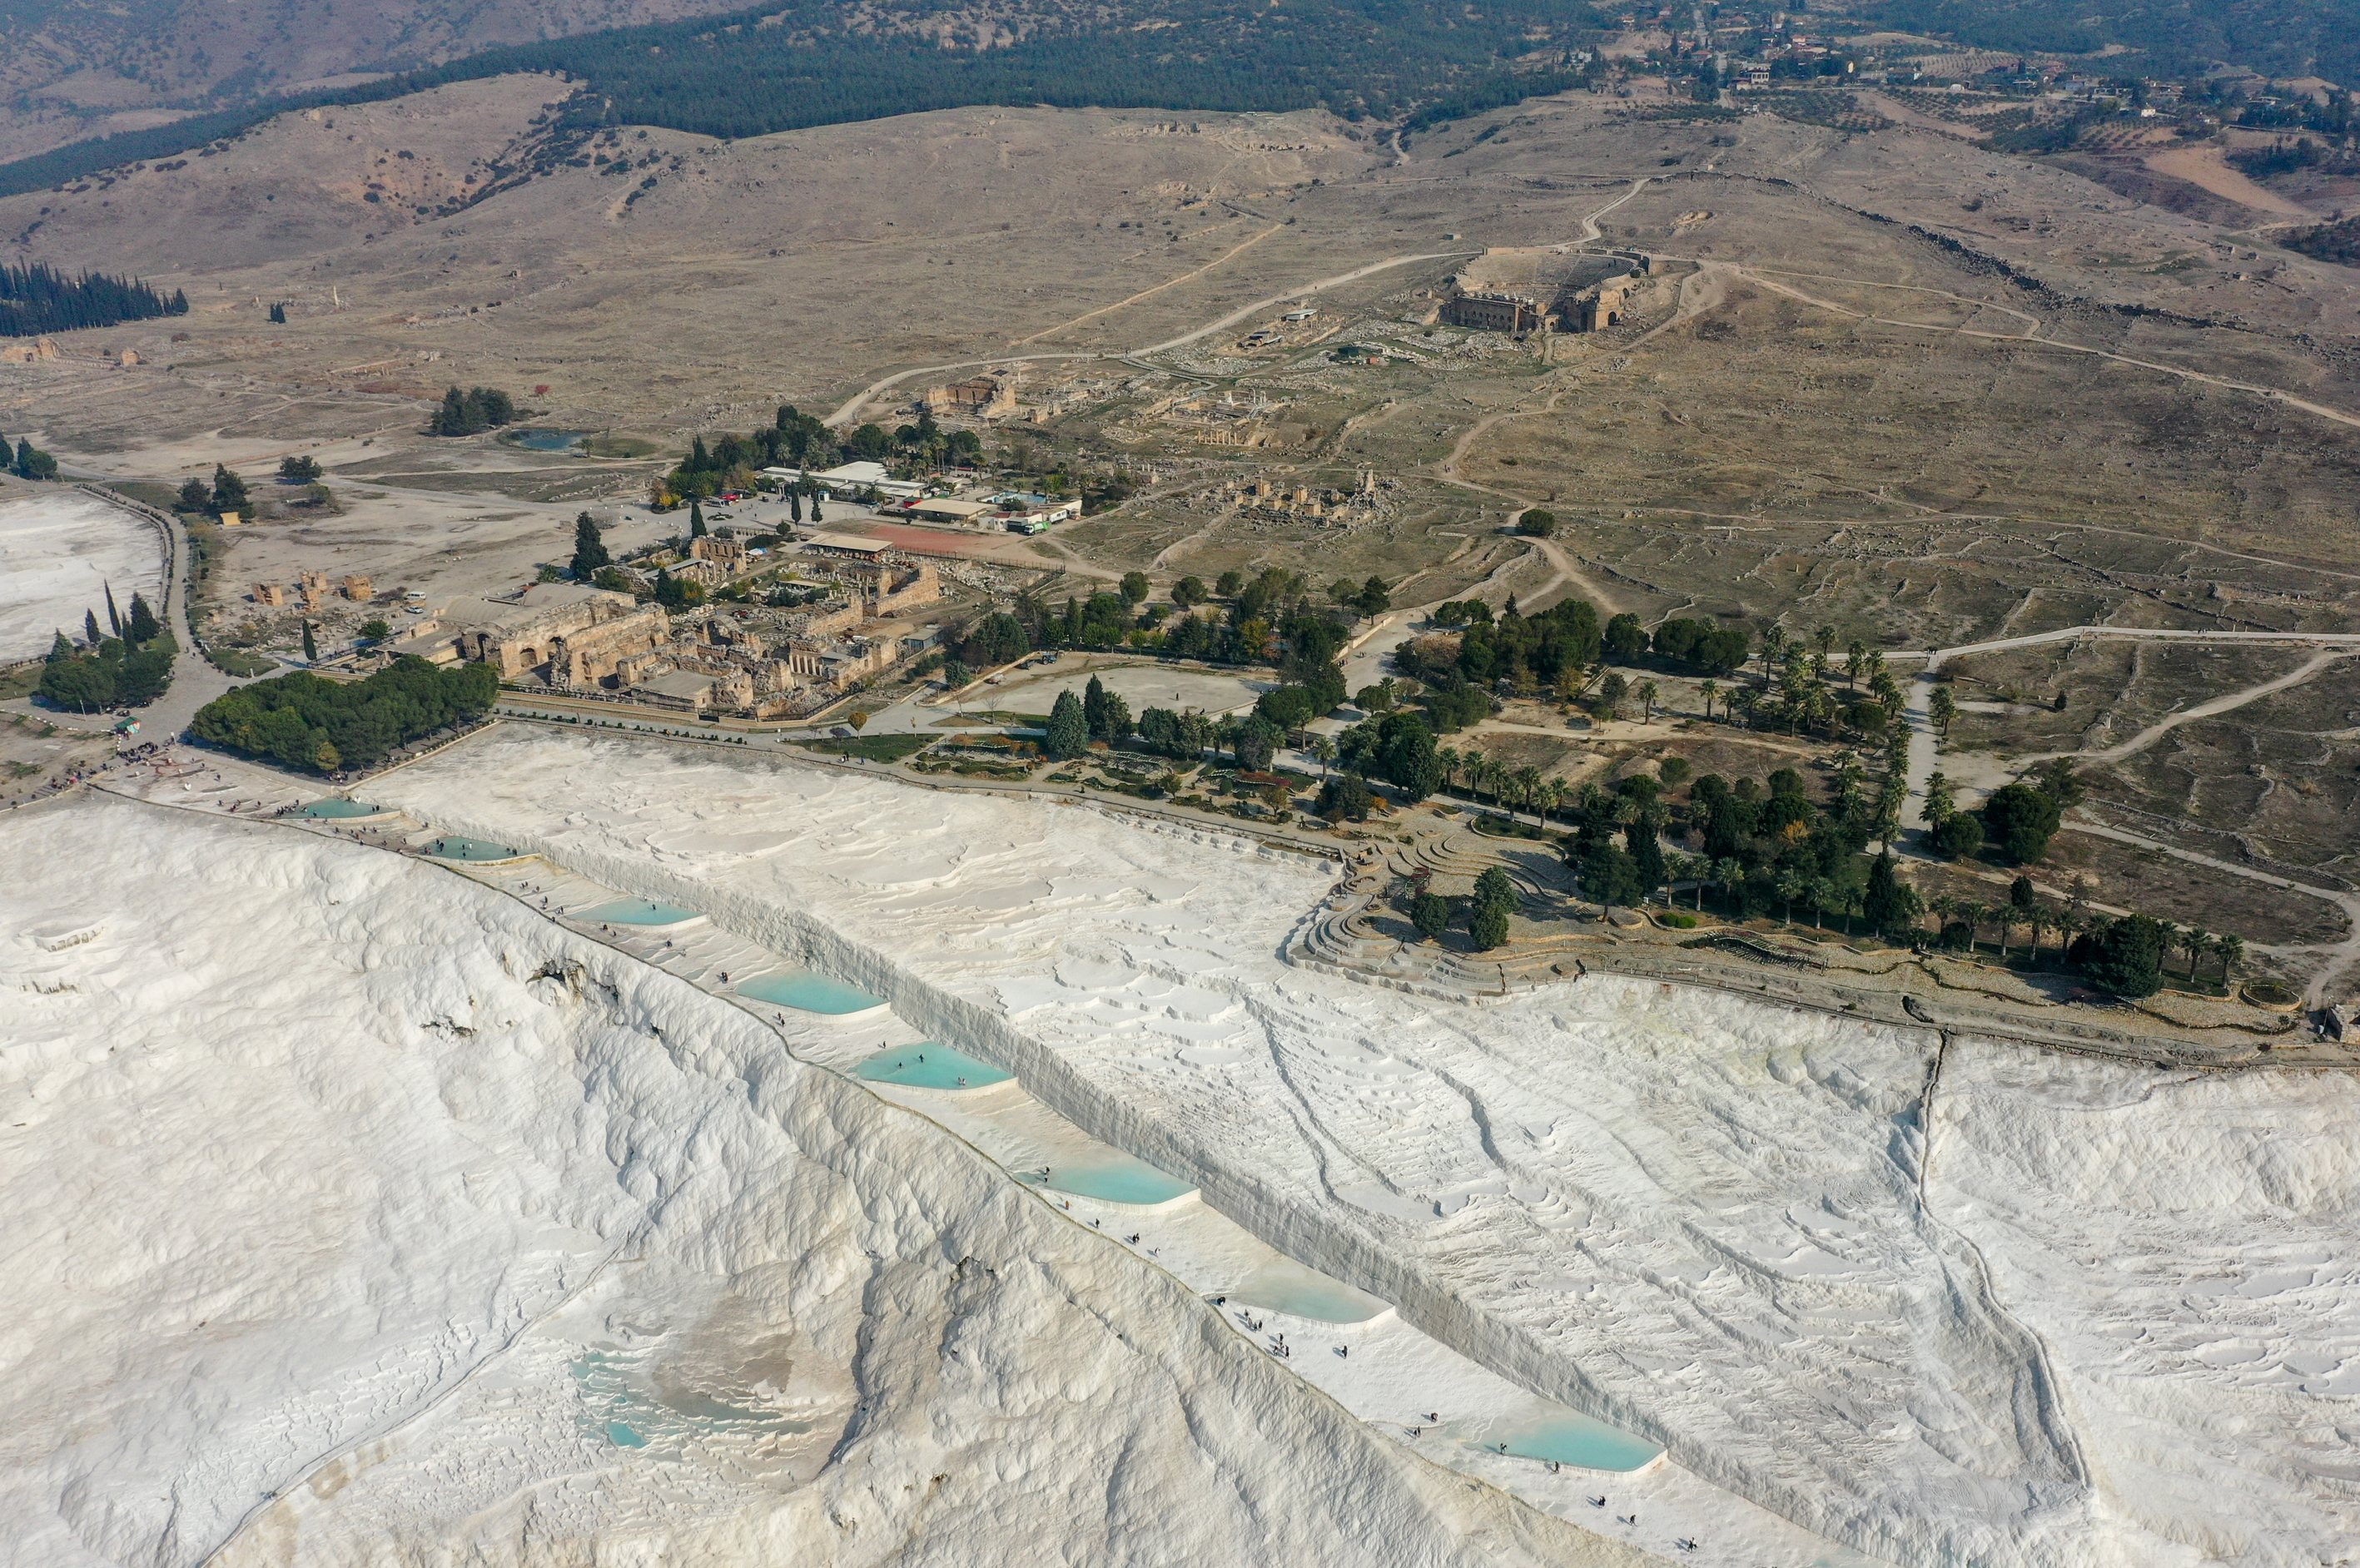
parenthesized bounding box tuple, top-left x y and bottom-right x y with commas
(0, 0, 752, 163)
(7, 75, 2360, 576)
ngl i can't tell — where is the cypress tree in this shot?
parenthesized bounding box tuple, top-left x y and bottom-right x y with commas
(570, 511, 611, 578)
(84, 608, 102, 646)
(689, 499, 707, 538)
(126, 593, 161, 645)
(105, 582, 122, 635)
(1083, 672, 1107, 738)
(301, 622, 318, 662)
(0, 434, 11, 469)
(810, 495, 823, 523)
(789, 490, 802, 524)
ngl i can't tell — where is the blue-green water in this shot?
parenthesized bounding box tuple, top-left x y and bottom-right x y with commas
(572, 1349, 811, 1455)
(295, 798, 382, 818)
(1463, 1410, 1662, 1472)
(1021, 1157, 1195, 1207)
(423, 836, 524, 862)
(855, 1044, 1011, 1089)
(509, 429, 587, 451)
(738, 970, 886, 1015)
(577, 897, 700, 926)
(1230, 1259, 1387, 1323)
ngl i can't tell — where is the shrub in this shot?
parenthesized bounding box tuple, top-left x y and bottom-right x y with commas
(1982, 783, 2062, 864)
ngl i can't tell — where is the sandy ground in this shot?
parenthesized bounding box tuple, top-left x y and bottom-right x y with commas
(358, 727, 2360, 1568)
(0, 491, 167, 660)
(2143, 146, 2318, 218)
(975, 659, 1270, 717)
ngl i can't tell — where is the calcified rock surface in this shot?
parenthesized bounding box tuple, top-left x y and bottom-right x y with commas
(0, 494, 166, 661)
(1, 792, 1630, 1568)
(360, 729, 2360, 1568)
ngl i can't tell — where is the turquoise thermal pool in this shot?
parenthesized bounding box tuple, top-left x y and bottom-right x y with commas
(576, 897, 700, 926)
(737, 970, 887, 1015)
(1459, 1409, 1664, 1473)
(422, 836, 525, 862)
(855, 1044, 1011, 1089)
(1020, 1155, 1195, 1208)
(1229, 1259, 1389, 1323)
(294, 799, 384, 818)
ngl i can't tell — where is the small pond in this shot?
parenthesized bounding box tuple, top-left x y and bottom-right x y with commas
(507, 429, 588, 452)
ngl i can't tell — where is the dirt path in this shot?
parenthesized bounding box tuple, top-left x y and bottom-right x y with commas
(1011, 223, 1285, 345)
(1892, 625, 2360, 1002)
(2040, 648, 2356, 767)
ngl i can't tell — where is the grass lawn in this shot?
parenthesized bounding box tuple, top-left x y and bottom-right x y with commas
(794, 732, 936, 762)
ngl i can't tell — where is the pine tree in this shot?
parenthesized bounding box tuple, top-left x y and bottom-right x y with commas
(126, 593, 161, 645)
(301, 622, 318, 662)
(810, 494, 823, 523)
(211, 464, 249, 516)
(1044, 689, 1088, 759)
(689, 499, 707, 538)
(49, 629, 73, 662)
(654, 568, 688, 609)
(176, 477, 211, 512)
(569, 512, 611, 578)
(105, 582, 121, 635)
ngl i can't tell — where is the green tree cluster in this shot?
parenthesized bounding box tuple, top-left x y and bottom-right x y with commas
(7, 433, 57, 479)
(39, 628, 172, 711)
(430, 385, 518, 437)
(190, 657, 498, 774)
(278, 454, 323, 483)
(0, 261, 186, 336)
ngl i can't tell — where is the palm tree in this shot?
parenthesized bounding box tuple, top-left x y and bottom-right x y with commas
(1730, 687, 1759, 729)
(1775, 871, 1806, 926)
(1845, 640, 1867, 689)
(2183, 925, 2211, 984)
(2213, 933, 2243, 986)
(1815, 624, 1837, 660)
(1715, 856, 1745, 918)
(1539, 777, 1565, 826)
(2155, 920, 2180, 983)
(1929, 894, 1957, 941)
(1698, 678, 1719, 722)
(1760, 626, 1787, 683)
(1807, 876, 1838, 930)
(1311, 736, 1337, 779)
(1636, 680, 1659, 722)
(1438, 747, 1461, 791)
(1958, 902, 1986, 957)
(1682, 853, 1709, 911)
(1840, 884, 1863, 938)
(1515, 765, 1544, 825)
